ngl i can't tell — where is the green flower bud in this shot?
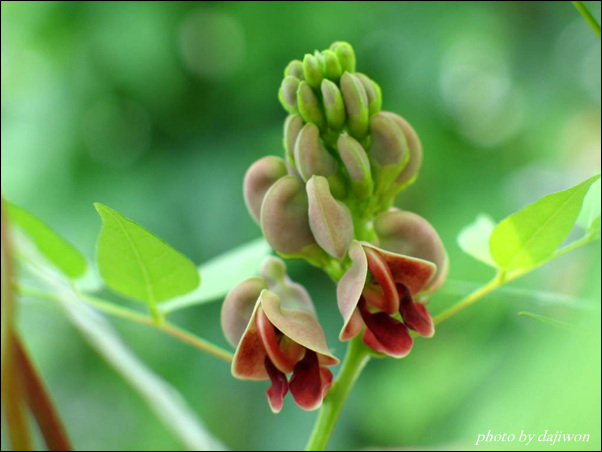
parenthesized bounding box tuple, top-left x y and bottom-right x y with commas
(381, 112, 423, 188)
(283, 114, 305, 168)
(337, 133, 373, 199)
(321, 79, 346, 131)
(303, 54, 324, 90)
(307, 176, 354, 259)
(369, 113, 410, 196)
(322, 50, 343, 82)
(330, 41, 356, 73)
(294, 123, 337, 181)
(285, 59, 304, 79)
(340, 72, 369, 140)
(354, 73, 382, 116)
(260, 176, 318, 256)
(297, 81, 326, 130)
(244, 156, 288, 223)
(278, 76, 300, 114)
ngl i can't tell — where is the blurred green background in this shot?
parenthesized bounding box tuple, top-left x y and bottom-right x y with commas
(1, 1, 601, 450)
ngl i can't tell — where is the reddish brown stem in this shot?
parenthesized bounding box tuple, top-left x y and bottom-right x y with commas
(2, 338, 34, 452)
(14, 335, 73, 451)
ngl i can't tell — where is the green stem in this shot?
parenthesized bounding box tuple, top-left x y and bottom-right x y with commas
(20, 286, 234, 363)
(573, 1, 601, 39)
(306, 337, 371, 451)
(434, 233, 599, 325)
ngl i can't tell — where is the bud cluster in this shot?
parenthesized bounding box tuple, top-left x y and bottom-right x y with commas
(229, 42, 448, 412)
(245, 42, 424, 266)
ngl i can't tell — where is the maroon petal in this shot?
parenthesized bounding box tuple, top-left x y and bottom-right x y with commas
(289, 350, 330, 411)
(358, 299, 413, 358)
(256, 307, 303, 374)
(398, 284, 435, 338)
(265, 358, 289, 413)
(363, 246, 399, 314)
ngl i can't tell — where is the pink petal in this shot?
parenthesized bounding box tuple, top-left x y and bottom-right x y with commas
(231, 300, 269, 381)
(340, 308, 364, 341)
(338, 240, 368, 341)
(362, 243, 436, 296)
(261, 290, 339, 366)
(256, 307, 302, 374)
(364, 246, 399, 314)
(265, 358, 289, 414)
(359, 299, 413, 358)
(398, 284, 434, 337)
(289, 351, 331, 411)
(362, 284, 389, 312)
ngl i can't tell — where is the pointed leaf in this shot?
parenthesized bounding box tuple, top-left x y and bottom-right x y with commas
(7, 203, 87, 279)
(489, 175, 600, 271)
(95, 203, 200, 306)
(577, 178, 601, 232)
(457, 214, 497, 267)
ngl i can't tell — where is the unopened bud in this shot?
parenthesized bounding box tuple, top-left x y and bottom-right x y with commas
(322, 50, 343, 82)
(340, 72, 369, 140)
(283, 114, 305, 168)
(285, 60, 304, 79)
(260, 176, 318, 256)
(321, 79, 346, 131)
(307, 176, 354, 258)
(381, 112, 422, 188)
(297, 81, 326, 130)
(330, 41, 356, 73)
(303, 54, 324, 90)
(243, 156, 288, 223)
(278, 76, 300, 114)
(294, 123, 338, 181)
(354, 73, 382, 115)
(337, 133, 373, 199)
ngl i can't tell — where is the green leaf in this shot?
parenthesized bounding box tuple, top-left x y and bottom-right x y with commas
(95, 203, 200, 306)
(577, 178, 601, 231)
(7, 203, 87, 279)
(457, 214, 497, 267)
(489, 175, 600, 271)
(161, 237, 271, 314)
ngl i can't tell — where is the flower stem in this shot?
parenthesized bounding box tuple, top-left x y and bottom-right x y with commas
(306, 336, 371, 451)
(19, 286, 234, 363)
(573, 1, 601, 39)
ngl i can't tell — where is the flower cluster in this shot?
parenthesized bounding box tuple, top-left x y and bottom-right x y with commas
(224, 42, 448, 412)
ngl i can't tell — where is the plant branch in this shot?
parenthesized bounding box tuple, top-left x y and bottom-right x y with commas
(434, 233, 599, 326)
(19, 286, 234, 363)
(573, 1, 601, 39)
(1, 197, 34, 451)
(13, 334, 73, 451)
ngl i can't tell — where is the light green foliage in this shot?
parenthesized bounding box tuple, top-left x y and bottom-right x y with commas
(95, 203, 200, 306)
(489, 175, 600, 271)
(457, 214, 497, 267)
(161, 238, 271, 314)
(577, 178, 601, 232)
(7, 202, 87, 278)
